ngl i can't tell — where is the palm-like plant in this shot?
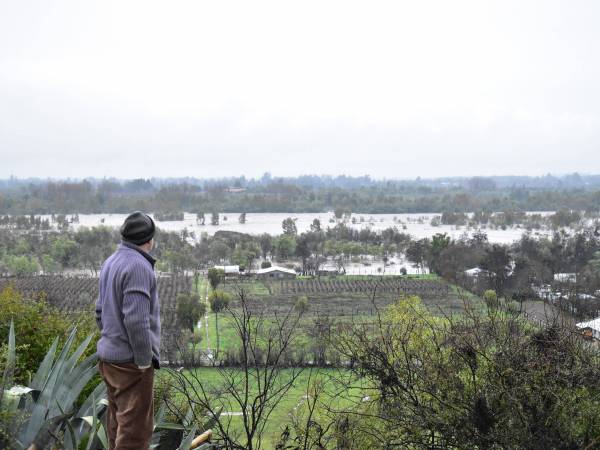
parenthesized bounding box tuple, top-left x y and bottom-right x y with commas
(1, 320, 216, 450)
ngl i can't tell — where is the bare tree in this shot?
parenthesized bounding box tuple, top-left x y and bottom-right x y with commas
(165, 286, 306, 450)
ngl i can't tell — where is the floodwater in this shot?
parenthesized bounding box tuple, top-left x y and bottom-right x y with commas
(42, 211, 555, 245)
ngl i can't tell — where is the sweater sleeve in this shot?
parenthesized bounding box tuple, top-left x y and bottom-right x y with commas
(95, 262, 106, 332)
(122, 263, 154, 367)
(95, 300, 103, 331)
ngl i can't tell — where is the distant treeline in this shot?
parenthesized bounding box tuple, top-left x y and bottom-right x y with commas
(1, 173, 600, 214)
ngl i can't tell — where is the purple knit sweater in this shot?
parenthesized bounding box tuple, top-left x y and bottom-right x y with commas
(95, 241, 160, 367)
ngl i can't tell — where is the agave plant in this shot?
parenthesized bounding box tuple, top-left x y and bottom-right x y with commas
(0, 321, 217, 450)
(0, 321, 98, 449)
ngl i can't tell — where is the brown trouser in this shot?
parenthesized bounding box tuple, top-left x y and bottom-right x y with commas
(98, 361, 154, 450)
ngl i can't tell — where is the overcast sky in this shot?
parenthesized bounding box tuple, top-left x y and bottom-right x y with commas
(1, 0, 599, 179)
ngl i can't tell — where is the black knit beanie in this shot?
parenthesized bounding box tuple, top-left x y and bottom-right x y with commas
(120, 211, 155, 245)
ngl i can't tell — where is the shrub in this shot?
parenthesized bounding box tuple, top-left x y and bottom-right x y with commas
(0, 285, 97, 384)
(483, 289, 499, 310)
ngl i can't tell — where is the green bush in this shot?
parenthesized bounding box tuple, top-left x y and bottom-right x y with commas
(0, 285, 98, 384)
(483, 289, 499, 310)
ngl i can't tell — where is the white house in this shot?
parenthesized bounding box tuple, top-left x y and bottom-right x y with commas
(213, 265, 241, 277)
(317, 266, 340, 276)
(576, 317, 600, 340)
(554, 273, 577, 283)
(464, 267, 490, 277)
(255, 266, 297, 280)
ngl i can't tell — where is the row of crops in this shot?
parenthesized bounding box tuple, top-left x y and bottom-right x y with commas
(223, 277, 464, 318)
(0, 274, 191, 311)
(269, 278, 452, 297)
(234, 290, 465, 318)
(0, 274, 193, 357)
(0, 275, 99, 310)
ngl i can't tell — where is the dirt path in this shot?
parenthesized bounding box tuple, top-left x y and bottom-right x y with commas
(196, 278, 212, 355)
(203, 281, 211, 350)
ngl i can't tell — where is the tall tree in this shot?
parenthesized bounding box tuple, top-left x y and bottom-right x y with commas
(310, 218, 321, 232)
(427, 233, 451, 275)
(207, 267, 225, 290)
(208, 289, 231, 358)
(481, 244, 511, 295)
(176, 293, 206, 333)
(259, 233, 273, 260)
(406, 239, 428, 273)
(295, 234, 312, 275)
(275, 235, 296, 260)
(282, 217, 298, 236)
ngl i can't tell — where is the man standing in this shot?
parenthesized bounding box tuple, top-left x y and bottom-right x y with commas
(95, 211, 161, 450)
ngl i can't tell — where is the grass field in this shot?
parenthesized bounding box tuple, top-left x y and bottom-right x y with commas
(200, 312, 238, 352)
(158, 367, 367, 448)
(179, 274, 482, 446)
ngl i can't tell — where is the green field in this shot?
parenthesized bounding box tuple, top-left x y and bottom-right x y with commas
(185, 274, 479, 446)
(196, 274, 477, 353)
(159, 367, 367, 448)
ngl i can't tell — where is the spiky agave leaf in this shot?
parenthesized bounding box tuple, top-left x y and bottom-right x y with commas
(27, 412, 73, 450)
(0, 320, 15, 398)
(84, 392, 98, 450)
(29, 336, 58, 392)
(194, 444, 216, 450)
(34, 357, 98, 449)
(178, 425, 198, 450)
(96, 423, 109, 449)
(76, 380, 107, 420)
(0, 320, 16, 413)
(154, 404, 213, 450)
(63, 382, 107, 450)
(150, 402, 167, 448)
(18, 328, 78, 445)
(50, 352, 98, 417)
(18, 328, 98, 448)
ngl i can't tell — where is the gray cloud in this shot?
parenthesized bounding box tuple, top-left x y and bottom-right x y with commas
(1, 0, 599, 179)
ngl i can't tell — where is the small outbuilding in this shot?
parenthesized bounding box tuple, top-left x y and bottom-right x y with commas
(576, 317, 600, 340)
(213, 265, 241, 277)
(554, 273, 577, 283)
(317, 267, 340, 277)
(255, 266, 297, 280)
(464, 267, 490, 277)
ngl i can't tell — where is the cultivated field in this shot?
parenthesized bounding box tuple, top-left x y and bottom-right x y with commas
(0, 274, 193, 359)
(222, 275, 466, 317)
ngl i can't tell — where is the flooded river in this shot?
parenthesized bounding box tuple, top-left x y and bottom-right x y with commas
(43, 211, 555, 245)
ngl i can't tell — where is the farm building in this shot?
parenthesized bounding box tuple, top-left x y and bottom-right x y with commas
(317, 267, 341, 276)
(549, 292, 600, 318)
(532, 284, 553, 300)
(213, 265, 241, 277)
(576, 317, 600, 340)
(554, 273, 577, 283)
(464, 267, 490, 277)
(255, 266, 297, 279)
